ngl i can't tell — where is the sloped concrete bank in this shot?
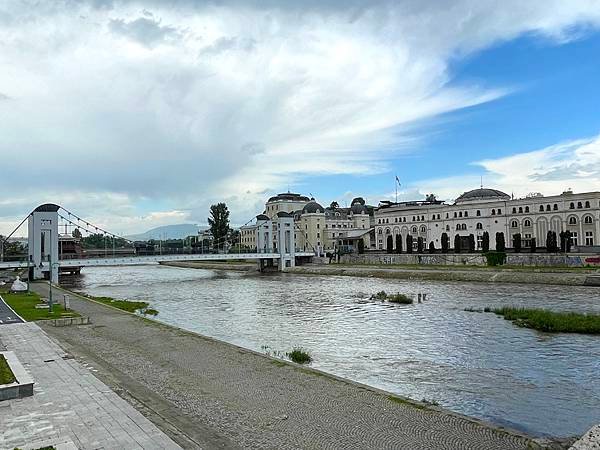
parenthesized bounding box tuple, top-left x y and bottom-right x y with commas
(161, 261, 257, 271)
(288, 265, 597, 286)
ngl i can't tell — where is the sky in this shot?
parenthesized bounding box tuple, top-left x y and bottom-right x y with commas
(1, 0, 600, 235)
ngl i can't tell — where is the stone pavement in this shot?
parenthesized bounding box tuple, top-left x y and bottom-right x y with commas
(0, 294, 24, 325)
(0, 322, 180, 450)
(571, 424, 600, 449)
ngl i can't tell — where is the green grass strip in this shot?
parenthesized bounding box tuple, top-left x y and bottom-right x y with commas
(0, 354, 17, 385)
(492, 307, 600, 334)
(2, 292, 80, 322)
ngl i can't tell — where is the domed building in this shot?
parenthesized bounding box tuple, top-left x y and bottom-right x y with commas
(374, 187, 599, 252)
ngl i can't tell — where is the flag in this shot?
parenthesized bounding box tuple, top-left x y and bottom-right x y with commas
(395, 175, 400, 186)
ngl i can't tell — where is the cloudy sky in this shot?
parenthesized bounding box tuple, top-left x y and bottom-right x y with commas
(1, 0, 600, 235)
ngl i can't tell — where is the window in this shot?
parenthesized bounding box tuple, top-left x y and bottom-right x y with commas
(546, 205, 551, 211)
(585, 231, 594, 246)
(518, 207, 523, 213)
(395, 217, 398, 222)
(454, 212, 457, 218)
(569, 216, 577, 225)
(553, 204, 558, 211)
(316, 223, 320, 229)
(421, 216, 425, 221)
(497, 209, 502, 215)
(571, 232, 578, 246)
(464, 212, 468, 217)
(437, 214, 441, 220)
(403, 217, 407, 222)
(525, 206, 529, 213)
(446, 213, 449, 219)
(476, 210, 481, 216)
(459, 212, 462, 217)
(462, 224, 467, 231)
(378, 229, 382, 234)
(476, 223, 483, 230)
(412, 226, 418, 233)
(577, 202, 582, 209)
(420, 225, 427, 233)
(539, 205, 544, 212)
(412, 216, 415, 221)
(432, 215, 436, 220)
(491, 209, 496, 216)
(570, 202, 575, 209)
(456, 224, 461, 230)
(446, 225, 450, 231)
(511, 220, 518, 228)
(512, 207, 517, 213)
(524, 219, 532, 227)
(585, 201, 590, 208)
(584, 216, 593, 224)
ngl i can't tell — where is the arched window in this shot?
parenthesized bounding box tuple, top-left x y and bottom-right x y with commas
(525, 206, 529, 213)
(553, 204, 558, 211)
(476, 210, 481, 216)
(539, 205, 544, 212)
(459, 212, 463, 217)
(584, 216, 593, 224)
(464, 211, 468, 217)
(446, 213, 449, 219)
(378, 228, 382, 234)
(518, 207, 523, 213)
(570, 202, 575, 209)
(421, 216, 425, 221)
(524, 219, 532, 227)
(497, 209, 502, 215)
(412, 216, 415, 221)
(476, 223, 483, 230)
(512, 207, 517, 213)
(420, 225, 427, 233)
(462, 224, 467, 230)
(585, 201, 590, 208)
(446, 225, 450, 231)
(403, 217, 406, 222)
(577, 202, 583, 209)
(546, 204, 551, 211)
(454, 212, 457, 218)
(394, 217, 398, 222)
(432, 215, 436, 220)
(511, 220, 518, 228)
(569, 217, 577, 225)
(491, 209, 496, 216)
(378, 219, 381, 224)
(456, 224, 461, 230)
(411, 226, 418, 233)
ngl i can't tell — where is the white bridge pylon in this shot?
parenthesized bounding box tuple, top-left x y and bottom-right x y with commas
(7, 203, 312, 279)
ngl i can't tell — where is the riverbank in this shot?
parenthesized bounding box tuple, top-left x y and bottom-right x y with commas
(287, 264, 600, 286)
(162, 260, 257, 271)
(29, 282, 548, 449)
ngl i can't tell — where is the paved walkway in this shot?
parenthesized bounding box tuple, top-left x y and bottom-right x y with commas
(33, 283, 538, 450)
(0, 321, 180, 450)
(0, 294, 24, 325)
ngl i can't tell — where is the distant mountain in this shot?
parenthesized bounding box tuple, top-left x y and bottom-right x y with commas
(126, 224, 206, 241)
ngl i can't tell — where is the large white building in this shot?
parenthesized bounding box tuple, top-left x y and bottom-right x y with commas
(240, 192, 375, 254)
(374, 188, 600, 252)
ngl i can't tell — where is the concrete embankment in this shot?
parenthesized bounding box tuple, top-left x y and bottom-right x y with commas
(288, 264, 599, 286)
(161, 260, 257, 271)
(30, 282, 545, 450)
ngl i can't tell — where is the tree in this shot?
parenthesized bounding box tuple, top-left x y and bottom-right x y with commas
(530, 237, 537, 253)
(72, 228, 82, 239)
(546, 230, 558, 252)
(560, 230, 573, 253)
(357, 239, 365, 254)
(513, 233, 522, 253)
(417, 237, 424, 253)
(482, 231, 490, 253)
(406, 235, 413, 254)
(208, 203, 231, 248)
(386, 235, 393, 253)
(395, 234, 402, 254)
(454, 234, 461, 253)
(441, 233, 449, 253)
(351, 197, 366, 206)
(425, 193, 437, 202)
(468, 234, 475, 252)
(496, 232, 506, 252)
(329, 201, 339, 210)
(428, 241, 435, 253)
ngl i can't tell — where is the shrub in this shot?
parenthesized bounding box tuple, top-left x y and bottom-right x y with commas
(495, 232, 506, 252)
(530, 237, 536, 253)
(386, 235, 393, 253)
(395, 234, 402, 254)
(406, 235, 413, 254)
(484, 251, 506, 266)
(417, 237, 424, 253)
(370, 290, 388, 301)
(428, 241, 435, 253)
(468, 234, 475, 252)
(441, 233, 449, 253)
(513, 233, 522, 253)
(454, 234, 461, 253)
(482, 231, 490, 252)
(387, 293, 413, 304)
(287, 348, 312, 364)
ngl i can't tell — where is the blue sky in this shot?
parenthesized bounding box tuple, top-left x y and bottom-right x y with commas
(1, 1, 600, 234)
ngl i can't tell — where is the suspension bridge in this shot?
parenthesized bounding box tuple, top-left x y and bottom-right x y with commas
(0, 203, 314, 279)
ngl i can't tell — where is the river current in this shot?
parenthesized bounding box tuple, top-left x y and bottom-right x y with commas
(63, 264, 600, 437)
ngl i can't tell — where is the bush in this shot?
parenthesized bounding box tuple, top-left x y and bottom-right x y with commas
(387, 235, 393, 253)
(428, 241, 435, 253)
(454, 234, 461, 253)
(417, 237, 424, 253)
(395, 234, 402, 254)
(484, 251, 506, 266)
(495, 232, 506, 252)
(406, 235, 413, 254)
(468, 234, 475, 252)
(441, 233, 449, 253)
(286, 348, 312, 364)
(530, 237, 536, 253)
(370, 290, 413, 304)
(370, 290, 388, 301)
(513, 233, 522, 253)
(482, 231, 490, 252)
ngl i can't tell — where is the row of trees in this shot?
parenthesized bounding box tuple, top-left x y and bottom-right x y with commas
(385, 230, 575, 254)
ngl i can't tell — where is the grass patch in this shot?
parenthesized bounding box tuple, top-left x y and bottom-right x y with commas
(286, 347, 312, 364)
(87, 295, 158, 316)
(491, 307, 600, 334)
(387, 395, 426, 410)
(1, 292, 80, 322)
(370, 290, 413, 304)
(0, 354, 17, 385)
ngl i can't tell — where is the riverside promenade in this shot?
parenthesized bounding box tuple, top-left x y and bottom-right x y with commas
(27, 283, 541, 450)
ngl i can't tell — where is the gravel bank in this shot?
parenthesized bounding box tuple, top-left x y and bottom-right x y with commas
(33, 283, 543, 450)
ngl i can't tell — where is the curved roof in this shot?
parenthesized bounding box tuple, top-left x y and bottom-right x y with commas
(455, 188, 510, 203)
(350, 202, 369, 214)
(256, 214, 270, 221)
(302, 200, 324, 214)
(34, 203, 60, 212)
(267, 192, 311, 203)
(276, 211, 292, 218)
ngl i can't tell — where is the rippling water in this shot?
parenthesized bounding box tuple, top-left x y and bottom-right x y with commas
(63, 264, 600, 437)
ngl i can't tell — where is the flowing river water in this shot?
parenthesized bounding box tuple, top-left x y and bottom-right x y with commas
(63, 264, 600, 438)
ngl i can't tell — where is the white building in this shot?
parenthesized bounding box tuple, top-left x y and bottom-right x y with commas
(374, 188, 600, 252)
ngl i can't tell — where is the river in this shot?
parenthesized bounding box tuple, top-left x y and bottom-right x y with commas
(63, 264, 600, 438)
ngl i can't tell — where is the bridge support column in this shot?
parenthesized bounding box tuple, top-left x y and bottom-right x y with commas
(28, 204, 60, 281)
(276, 212, 295, 271)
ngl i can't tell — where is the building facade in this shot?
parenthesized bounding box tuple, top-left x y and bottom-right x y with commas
(374, 188, 600, 252)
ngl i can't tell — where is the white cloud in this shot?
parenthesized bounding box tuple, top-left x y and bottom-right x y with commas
(1, 1, 600, 233)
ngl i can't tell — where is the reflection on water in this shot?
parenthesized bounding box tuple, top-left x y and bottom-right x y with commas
(63, 264, 600, 437)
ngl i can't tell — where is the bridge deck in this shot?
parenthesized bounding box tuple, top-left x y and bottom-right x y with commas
(0, 252, 314, 270)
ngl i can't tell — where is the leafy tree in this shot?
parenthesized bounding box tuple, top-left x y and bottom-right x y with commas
(425, 193, 437, 202)
(513, 233, 522, 253)
(546, 230, 558, 252)
(559, 230, 573, 253)
(329, 201, 339, 210)
(406, 235, 413, 254)
(395, 234, 402, 254)
(351, 197, 366, 206)
(72, 228, 82, 239)
(495, 232, 506, 252)
(482, 231, 490, 253)
(208, 203, 231, 248)
(386, 235, 393, 253)
(468, 234, 475, 252)
(417, 237, 424, 253)
(454, 234, 461, 253)
(81, 233, 131, 249)
(530, 237, 537, 253)
(357, 239, 365, 254)
(441, 233, 449, 253)
(428, 241, 435, 253)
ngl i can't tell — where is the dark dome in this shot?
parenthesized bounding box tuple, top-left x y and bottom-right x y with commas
(276, 211, 292, 218)
(267, 192, 311, 203)
(256, 214, 270, 221)
(302, 201, 324, 214)
(34, 203, 60, 212)
(350, 202, 368, 214)
(455, 188, 510, 203)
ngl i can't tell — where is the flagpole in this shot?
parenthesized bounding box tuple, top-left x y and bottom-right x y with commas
(395, 177, 398, 204)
